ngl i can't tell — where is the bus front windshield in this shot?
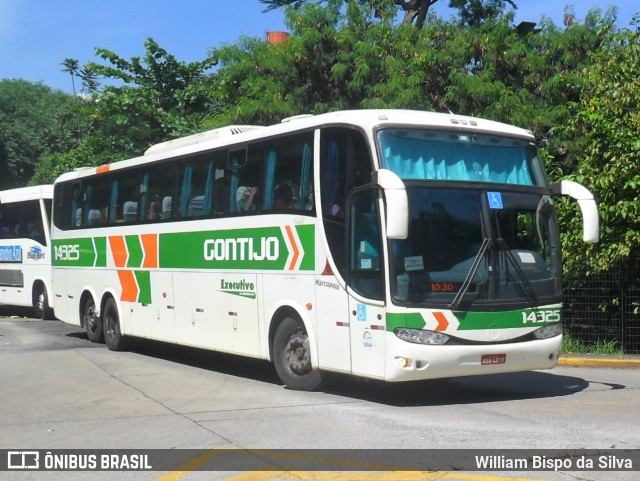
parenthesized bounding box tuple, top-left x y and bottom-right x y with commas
(376, 128, 560, 308)
(390, 187, 562, 308)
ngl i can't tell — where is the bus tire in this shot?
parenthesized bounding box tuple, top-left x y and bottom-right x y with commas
(83, 296, 103, 343)
(33, 283, 50, 320)
(103, 297, 130, 351)
(273, 316, 323, 391)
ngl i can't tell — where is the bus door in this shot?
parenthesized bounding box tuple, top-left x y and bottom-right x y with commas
(314, 267, 351, 373)
(347, 188, 387, 379)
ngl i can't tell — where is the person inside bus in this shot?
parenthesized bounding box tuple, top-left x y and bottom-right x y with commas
(236, 185, 259, 212)
(148, 194, 161, 220)
(273, 183, 293, 210)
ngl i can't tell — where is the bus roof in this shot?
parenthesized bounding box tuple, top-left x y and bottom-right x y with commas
(54, 109, 535, 184)
(0, 184, 53, 204)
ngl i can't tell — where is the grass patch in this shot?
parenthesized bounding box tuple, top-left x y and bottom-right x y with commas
(562, 333, 624, 356)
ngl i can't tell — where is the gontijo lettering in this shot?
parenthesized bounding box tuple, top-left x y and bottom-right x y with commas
(204, 237, 279, 261)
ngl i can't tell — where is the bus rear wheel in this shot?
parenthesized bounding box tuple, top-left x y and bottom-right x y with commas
(33, 283, 50, 320)
(273, 316, 323, 391)
(103, 297, 130, 351)
(83, 296, 103, 343)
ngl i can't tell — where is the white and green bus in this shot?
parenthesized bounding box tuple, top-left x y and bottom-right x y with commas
(0, 185, 54, 318)
(51, 110, 598, 390)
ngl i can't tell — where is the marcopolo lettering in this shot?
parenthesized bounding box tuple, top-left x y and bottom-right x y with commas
(204, 237, 279, 262)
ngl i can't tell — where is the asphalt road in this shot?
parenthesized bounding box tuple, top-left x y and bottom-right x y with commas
(1, 312, 639, 481)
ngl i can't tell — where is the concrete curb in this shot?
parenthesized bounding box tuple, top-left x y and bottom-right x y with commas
(559, 356, 640, 369)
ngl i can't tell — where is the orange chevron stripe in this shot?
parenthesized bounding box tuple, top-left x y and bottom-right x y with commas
(140, 234, 158, 268)
(96, 165, 110, 174)
(433, 311, 449, 332)
(109, 236, 128, 268)
(285, 225, 299, 271)
(117, 270, 138, 302)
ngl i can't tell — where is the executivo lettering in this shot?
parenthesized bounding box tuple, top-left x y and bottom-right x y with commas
(219, 278, 256, 299)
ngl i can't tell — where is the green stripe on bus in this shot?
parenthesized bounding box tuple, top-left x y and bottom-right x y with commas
(52, 238, 97, 267)
(125, 235, 143, 268)
(296, 224, 315, 271)
(386, 308, 561, 332)
(455, 308, 561, 330)
(135, 270, 151, 304)
(159, 226, 314, 271)
(93, 237, 107, 267)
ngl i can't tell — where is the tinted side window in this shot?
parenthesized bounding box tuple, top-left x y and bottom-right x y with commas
(319, 127, 373, 278)
(140, 162, 174, 222)
(230, 145, 264, 214)
(82, 174, 111, 227)
(0, 200, 47, 245)
(262, 132, 314, 213)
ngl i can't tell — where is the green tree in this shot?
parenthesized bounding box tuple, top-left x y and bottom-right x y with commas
(0, 80, 77, 189)
(61, 57, 85, 144)
(261, 0, 518, 27)
(562, 19, 640, 273)
(61, 58, 80, 98)
(34, 38, 219, 183)
(448, 0, 516, 25)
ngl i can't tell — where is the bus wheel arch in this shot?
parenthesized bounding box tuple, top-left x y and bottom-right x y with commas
(80, 291, 103, 343)
(270, 307, 323, 391)
(31, 280, 51, 320)
(102, 295, 131, 351)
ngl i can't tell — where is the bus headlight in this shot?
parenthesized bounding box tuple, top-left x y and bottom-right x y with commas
(533, 323, 562, 340)
(395, 328, 449, 345)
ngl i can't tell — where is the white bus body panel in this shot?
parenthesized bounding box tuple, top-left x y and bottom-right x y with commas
(0, 185, 53, 311)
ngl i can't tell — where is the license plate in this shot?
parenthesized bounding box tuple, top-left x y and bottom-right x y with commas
(481, 353, 506, 365)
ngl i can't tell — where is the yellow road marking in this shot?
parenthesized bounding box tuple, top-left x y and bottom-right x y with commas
(153, 448, 223, 481)
(153, 449, 560, 481)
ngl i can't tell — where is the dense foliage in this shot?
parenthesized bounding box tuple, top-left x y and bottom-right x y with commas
(562, 18, 640, 274)
(0, 80, 78, 189)
(2, 1, 639, 276)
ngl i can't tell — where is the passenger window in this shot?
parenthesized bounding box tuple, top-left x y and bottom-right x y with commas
(177, 154, 215, 219)
(140, 162, 175, 222)
(109, 172, 139, 224)
(230, 145, 263, 214)
(262, 133, 314, 213)
(82, 176, 110, 227)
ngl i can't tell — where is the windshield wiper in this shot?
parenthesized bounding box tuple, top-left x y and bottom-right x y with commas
(449, 237, 491, 310)
(496, 238, 539, 308)
(449, 236, 540, 310)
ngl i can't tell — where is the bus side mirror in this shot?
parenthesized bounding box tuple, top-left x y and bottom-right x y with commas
(550, 180, 599, 243)
(373, 169, 408, 240)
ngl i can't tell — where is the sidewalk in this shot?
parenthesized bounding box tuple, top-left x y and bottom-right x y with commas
(559, 353, 640, 369)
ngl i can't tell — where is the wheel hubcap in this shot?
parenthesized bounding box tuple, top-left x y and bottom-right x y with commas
(285, 331, 311, 375)
(85, 304, 96, 332)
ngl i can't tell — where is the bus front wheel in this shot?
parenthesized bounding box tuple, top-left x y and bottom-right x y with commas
(273, 316, 323, 391)
(103, 297, 130, 351)
(83, 296, 103, 343)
